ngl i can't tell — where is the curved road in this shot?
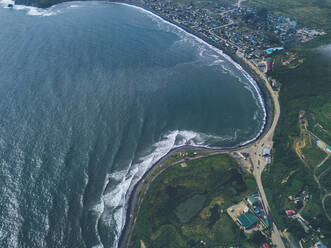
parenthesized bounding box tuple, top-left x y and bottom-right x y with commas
(119, 56, 284, 248)
(239, 55, 284, 248)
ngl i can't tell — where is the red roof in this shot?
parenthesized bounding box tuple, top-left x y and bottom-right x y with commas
(263, 243, 270, 248)
(285, 210, 296, 216)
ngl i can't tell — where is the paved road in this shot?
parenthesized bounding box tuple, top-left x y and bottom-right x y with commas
(238, 53, 284, 248)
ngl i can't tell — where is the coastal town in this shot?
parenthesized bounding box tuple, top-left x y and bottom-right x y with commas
(122, 0, 326, 90)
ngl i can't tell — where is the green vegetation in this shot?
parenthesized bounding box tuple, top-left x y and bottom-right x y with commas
(129, 154, 260, 248)
(243, 0, 331, 32)
(316, 158, 331, 177)
(262, 40, 331, 245)
(302, 142, 327, 167)
(308, 102, 331, 144)
(175, 194, 207, 223)
(325, 196, 331, 219)
(320, 169, 331, 191)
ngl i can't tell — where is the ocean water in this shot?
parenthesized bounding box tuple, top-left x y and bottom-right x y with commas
(0, 2, 266, 247)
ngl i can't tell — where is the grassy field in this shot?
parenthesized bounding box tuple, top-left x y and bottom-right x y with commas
(320, 168, 331, 191)
(316, 158, 331, 177)
(302, 143, 327, 167)
(325, 197, 331, 219)
(243, 0, 331, 32)
(308, 102, 331, 144)
(129, 154, 266, 248)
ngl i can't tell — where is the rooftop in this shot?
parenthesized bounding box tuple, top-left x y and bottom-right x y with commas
(237, 212, 258, 229)
(262, 148, 272, 157)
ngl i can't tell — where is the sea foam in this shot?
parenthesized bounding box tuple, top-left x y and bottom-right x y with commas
(97, 130, 236, 248)
(0, 0, 68, 16)
(107, 4, 268, 248)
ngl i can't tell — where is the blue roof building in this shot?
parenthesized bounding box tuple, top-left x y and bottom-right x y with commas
(237, 212, 258, 229)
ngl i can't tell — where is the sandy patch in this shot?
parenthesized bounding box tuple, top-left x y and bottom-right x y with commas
(140, 240, 146, 248)
(181, 162, 188, 168)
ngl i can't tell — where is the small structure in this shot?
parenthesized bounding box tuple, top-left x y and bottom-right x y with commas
(262, 148, 272, 157)
(263, 243, 270, 248)
(237, 212, 258, 230)
(266, 57, 273, 72)
(264, 47, 284, 55)
(327, 145, 331, 152)
(285, 210, 296, 217)
(314, 241, 327, 248)
(265, 157, 271, 164)
(247, 196, 256, 205)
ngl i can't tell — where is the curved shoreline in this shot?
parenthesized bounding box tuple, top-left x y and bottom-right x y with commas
(7, 1, 275, 247)
(112, 3, 274, 247)
(114, 3, 277, 248)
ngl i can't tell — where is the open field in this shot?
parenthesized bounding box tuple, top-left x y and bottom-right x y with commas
(320, 169, 331, 191)
(243, 0, 331, 32)
(316, 158, 331, 177)
(302, 143, 327, 167)
(308, 103, 331, 145)
(129, 154, 268, 248)
(325, 196, 331, 219)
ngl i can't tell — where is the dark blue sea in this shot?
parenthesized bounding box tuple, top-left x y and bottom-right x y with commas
(0, 1, 266, 247)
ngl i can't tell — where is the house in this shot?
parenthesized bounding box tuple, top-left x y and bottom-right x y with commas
(262, 148, 272, 157)
(313, 241, 327, 248)
(285, 210, 296, 217)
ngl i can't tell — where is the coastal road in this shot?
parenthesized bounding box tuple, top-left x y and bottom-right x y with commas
(120, 56, 285, 247)
(238, 52, 284, 247)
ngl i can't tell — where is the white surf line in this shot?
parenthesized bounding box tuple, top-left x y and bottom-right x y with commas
(0, 0, 67, 16)
(113, 2, 267, 148)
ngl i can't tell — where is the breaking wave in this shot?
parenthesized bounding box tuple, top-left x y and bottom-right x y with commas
(115, 2, 267, 144)
(92, 128, 250, 247)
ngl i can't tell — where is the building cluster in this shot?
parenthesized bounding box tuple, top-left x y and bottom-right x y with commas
(288, 191, 310, 205)
(227, 192, 270, 241)
(122, 0, 325, 96)
(125, 0, 326, 61)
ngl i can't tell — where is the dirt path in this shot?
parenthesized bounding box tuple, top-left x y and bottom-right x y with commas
(313, 154, 331, 222)
(322, 193, 331, 221)
(237, 0, 244, 8)
(294, 138, 306, 163)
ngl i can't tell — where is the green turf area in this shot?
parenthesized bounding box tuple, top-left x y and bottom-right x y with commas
(320, 168, 331, 191)
(325, 196, 331, 220)
(302, 143, 328, 167)
(175, 194, 207, 223)
(129, 154, 263, 248)
(315, 158, 331, 177)
(308, 102, 331, 145)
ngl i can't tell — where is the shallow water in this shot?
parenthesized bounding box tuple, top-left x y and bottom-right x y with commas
(0, 2, 265, 247)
